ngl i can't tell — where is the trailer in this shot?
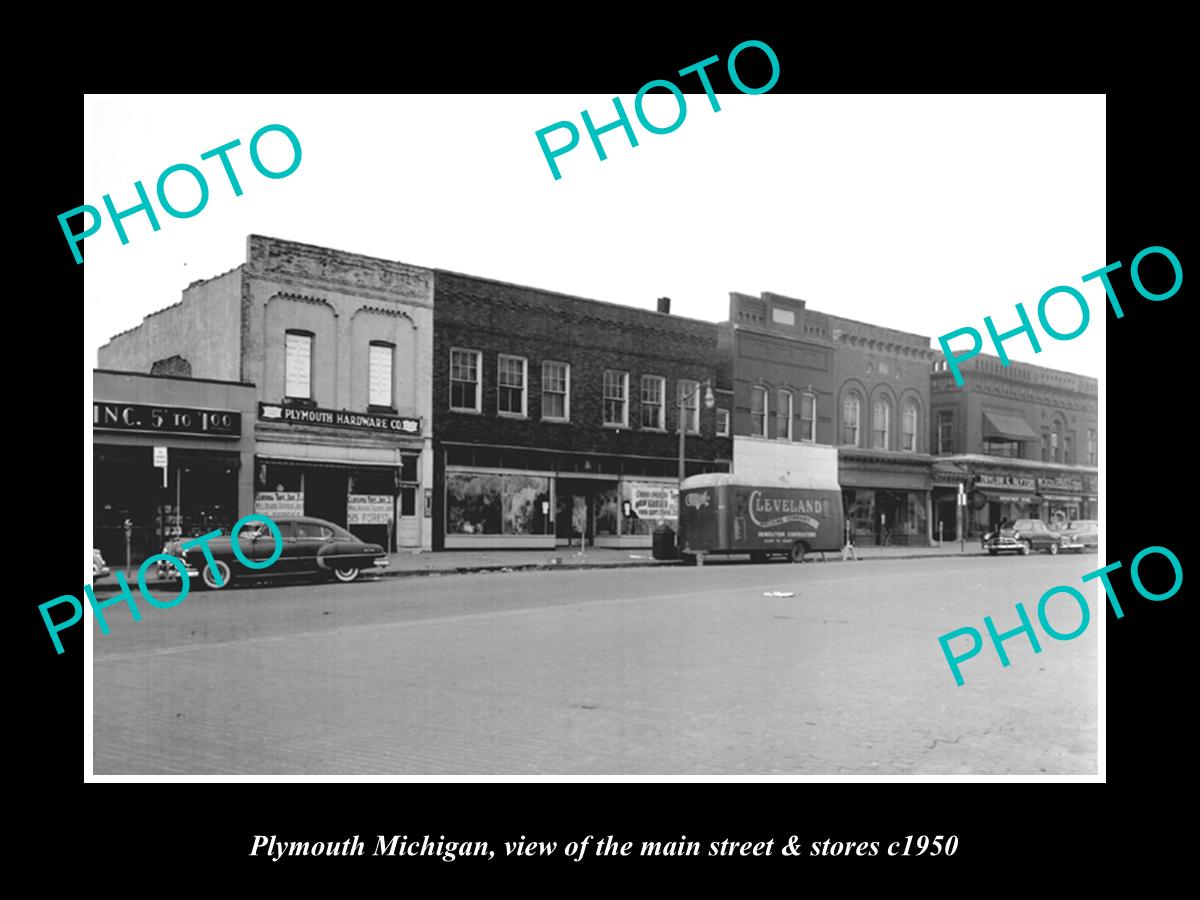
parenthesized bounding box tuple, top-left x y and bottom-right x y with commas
(677, 472, 845, 564)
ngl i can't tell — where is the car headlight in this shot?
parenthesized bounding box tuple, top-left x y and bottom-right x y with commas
(1013, 531, 1020, 540)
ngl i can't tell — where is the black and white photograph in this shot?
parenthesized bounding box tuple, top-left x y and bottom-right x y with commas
(77, 88, 1115, 780)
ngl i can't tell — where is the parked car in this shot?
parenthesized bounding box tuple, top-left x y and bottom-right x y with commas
(1062, 519, 1099, 552)
(92, 548, 110, 578)
(169, 516, 389, 589)
(983, 518, 1081, 556)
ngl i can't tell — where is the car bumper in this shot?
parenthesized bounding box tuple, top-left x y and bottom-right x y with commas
(373, 556, 390, 568)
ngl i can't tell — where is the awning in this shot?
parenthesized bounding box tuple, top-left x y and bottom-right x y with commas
(982, 413, 1039, 442)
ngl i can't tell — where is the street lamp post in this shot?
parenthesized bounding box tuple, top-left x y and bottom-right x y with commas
(678, 380, 716, 486)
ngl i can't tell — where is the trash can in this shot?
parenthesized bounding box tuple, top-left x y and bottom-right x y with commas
(652, 525, 677, 560)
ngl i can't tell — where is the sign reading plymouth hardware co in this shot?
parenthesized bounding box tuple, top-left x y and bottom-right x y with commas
(258, 403, 420, 435)
(93, 402, 241, 437)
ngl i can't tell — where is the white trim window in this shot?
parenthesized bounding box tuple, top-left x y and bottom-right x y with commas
(842, 393, 861, 446)
(497, 354, 528, 417)
(777, 389, 793, 440)
(541, 361, 570, 421)
(750, 385, 768, 437)
(901, 400, 918, 452)
(678, 379, 700, 434)
(799, 392, 816, 442)
(640, 375, 665, 430)
(603, 370, 629, 426)
(937, 410, 954, 455)
(716, 408, 731, 437)
(285, 330, 313, 400)
(368, 341, 394, 408)
(449, 348, 482, 412)
(872, 397, 891, 450)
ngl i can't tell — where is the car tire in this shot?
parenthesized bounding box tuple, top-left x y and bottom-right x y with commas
(201, 559, 233, 590)
(988, 549, 998, 555)
(1050, 542, 1060, 556)
(1020, 542, 1031, 556)
(789, 542, 807, 564)
(333, 566, 360, 584)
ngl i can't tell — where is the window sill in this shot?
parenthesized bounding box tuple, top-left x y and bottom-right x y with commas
(449, 407, 483, 415)
(497, 412, 528, 420)
(542, 417, 572, 425)
(368, 405, 397, 415)
(602, 422, 629, 429)
(283, 396, 316, 407)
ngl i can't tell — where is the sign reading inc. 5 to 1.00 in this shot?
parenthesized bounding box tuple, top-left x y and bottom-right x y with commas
(94, 401, 241, 436)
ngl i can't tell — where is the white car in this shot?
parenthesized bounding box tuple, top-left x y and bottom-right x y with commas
(92, 548, 110, 578)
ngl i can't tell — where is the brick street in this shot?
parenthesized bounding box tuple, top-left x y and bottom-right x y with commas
(92, 555, 1099, 775)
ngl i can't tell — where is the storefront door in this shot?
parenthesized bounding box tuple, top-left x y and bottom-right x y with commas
(396, 486, 419, 548)
(556, 479, 595, 547)
(305, 468, 348, 526)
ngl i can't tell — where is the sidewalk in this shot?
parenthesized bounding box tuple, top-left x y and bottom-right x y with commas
(94, 543, 990, 591)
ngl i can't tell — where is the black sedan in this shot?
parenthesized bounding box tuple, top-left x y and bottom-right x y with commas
(174, 516, 389, 589)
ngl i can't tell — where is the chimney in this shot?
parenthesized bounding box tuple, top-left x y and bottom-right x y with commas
(657, 296, 671, 314)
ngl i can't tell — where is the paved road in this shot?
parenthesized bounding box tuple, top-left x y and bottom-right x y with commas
(92, 555, 1099, 775)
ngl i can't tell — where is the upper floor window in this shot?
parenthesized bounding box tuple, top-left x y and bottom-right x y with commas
(641, 375, 665, 430)
(937, 410, 954, 455)
(603, 370, 629, 426)
(368, 342, 394, 408)
(750, 386, 768, 437)
(450, 348, 481, 412)
(1087, 429, 1097, 466)
(497, 354, 527, 417)
(983, 438, 1021, 458)
(1051, 422, 1061, 462)
(901, 400, 918, 452)
(1063, 433, 1073, 465)
(799, 392, 816, 442)
(842, 393, 861, 446)
(776, 389, 793, 440)
(542, 361, 570, 421)
(716, 408, 730, 437)
(285, 330, 313, 400)
(679, 379, 700, 434)
(872, 397, 891, 450)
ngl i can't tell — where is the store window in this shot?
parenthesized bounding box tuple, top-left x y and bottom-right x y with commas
(498, 354, 527, 417)
(285, 331, 313, 400)
(450, 348, 482, 412)
(445, 473, 552, 535)
(902, 400, 918, 452)
(679, 379, 700, 434)
(799, 392, 816, 442)
(872, 397, 891, 450)
(750, 386, 768, 437)
(603, 370, 629, 426)
(776, 389, 793, 440)
(641, 375, 665, 429)
(936, 410, 954, 455)
(368, 342, 394, 409)
(542, 361, 570, 421)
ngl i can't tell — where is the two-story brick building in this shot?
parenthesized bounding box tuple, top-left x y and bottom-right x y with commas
(98, 235, 436, 551)
(830, 315, 938, 546)
(433, 273, 732, 550)
(929, 354, 1099, 539)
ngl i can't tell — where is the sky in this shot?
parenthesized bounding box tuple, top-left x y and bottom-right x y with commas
(83, 94, 1105, 378)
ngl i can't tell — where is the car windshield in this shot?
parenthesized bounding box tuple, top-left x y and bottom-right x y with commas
(1013, 520, 1038, 530)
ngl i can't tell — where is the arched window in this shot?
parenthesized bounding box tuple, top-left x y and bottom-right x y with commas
(902, 400, 918, 452)
(750, 386, 768, 437)
(842, 393, 861, 446)
(872, 397, 891, 450)
(777, 389, 793, 440)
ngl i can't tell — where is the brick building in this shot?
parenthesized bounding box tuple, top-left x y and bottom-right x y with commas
(98, 235, 436, 551)
(433, 272, 732, 550)
(929, 353, 1099, 538)
(830, 315, 938, 546)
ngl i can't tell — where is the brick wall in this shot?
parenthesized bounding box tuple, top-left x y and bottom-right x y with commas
(433, 270, 732, 463)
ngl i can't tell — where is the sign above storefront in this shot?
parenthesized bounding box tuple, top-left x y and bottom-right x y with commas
(1038, 474, 1084, 493)
(258, 403, 421, 435)
(94, 401, 241, 437)
(975, 473, 1037, 491)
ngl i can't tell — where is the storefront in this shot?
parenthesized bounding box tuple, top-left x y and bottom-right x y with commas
(92, 370, 257, 566)
(837, 448, 932, 546)
(255, 402, 431, 551)
(933, 456, 1099, 538)
(440, 446, 697, 550)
